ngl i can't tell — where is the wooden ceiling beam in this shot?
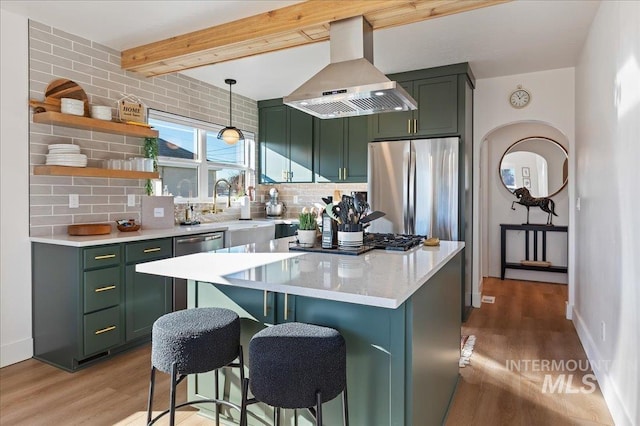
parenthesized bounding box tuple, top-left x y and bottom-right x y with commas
(121, 0, 509, 77)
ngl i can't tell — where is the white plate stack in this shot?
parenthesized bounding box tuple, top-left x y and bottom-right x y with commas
(46, 144, 87, 167)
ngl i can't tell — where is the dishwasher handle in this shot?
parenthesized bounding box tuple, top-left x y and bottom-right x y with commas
(175, 233, 223, 245)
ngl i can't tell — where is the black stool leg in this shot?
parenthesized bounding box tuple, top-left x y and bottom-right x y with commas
(238, 345, 245, 386)
(215, 369, 220, 425)
(275, 407, 281, 426)
(169, 362, 178, 426)
(315, 391, 323, 426)
(146, 366, 156, 425)
(240, 377, 249, 426)
(342, 386, 349, 426)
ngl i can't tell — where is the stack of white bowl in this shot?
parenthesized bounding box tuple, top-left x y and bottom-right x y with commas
(46, 144, 87, 167)
(60, 98, 85, 116)
(91, 105, 112, 121)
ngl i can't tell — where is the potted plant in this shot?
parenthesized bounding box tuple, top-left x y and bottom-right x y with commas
(297, 207, 318, 247)
(143, 137, 158, 195)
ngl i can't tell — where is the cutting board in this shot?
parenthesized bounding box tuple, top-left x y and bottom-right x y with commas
(68, 223, 112, 236)
(30, 79, 89, 116)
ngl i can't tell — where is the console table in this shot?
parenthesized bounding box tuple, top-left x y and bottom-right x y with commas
(500, 224, 568, 280)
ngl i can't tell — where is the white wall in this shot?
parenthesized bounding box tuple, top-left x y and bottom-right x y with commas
(574, 2, 639, 425)
(473, 68, 575, 304)
(0, 10, 32, 366)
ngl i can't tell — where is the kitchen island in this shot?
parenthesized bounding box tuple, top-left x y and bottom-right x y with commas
(136, 238, 464, 426)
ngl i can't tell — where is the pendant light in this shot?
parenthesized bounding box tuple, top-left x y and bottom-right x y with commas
(217, 78, 244, 145)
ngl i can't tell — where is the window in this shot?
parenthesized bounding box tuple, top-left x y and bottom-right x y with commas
(149, 110, 255, 203)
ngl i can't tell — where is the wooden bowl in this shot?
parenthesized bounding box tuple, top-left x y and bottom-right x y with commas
(117, 223, 140, 232)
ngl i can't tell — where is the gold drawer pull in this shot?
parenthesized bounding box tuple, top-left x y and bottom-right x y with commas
(94, 254, 116, 260)
(143, 247, 162, 253)
(95, 285, 116, 293)
(95, 325, 116, 335)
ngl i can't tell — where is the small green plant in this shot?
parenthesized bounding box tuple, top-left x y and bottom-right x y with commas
(144, 137, 159, 195)
(299, 207, 318, 230)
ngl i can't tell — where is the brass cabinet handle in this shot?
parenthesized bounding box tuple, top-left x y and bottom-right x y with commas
(95, 285, 116, 293)
(94, 254, 116, 260)
(284, 293, 289, 321)
(343, 168, 348, 180)
(408, 119, 412, 134)
(282, 170, 287, 181)
(414, 119, 417, 134)
(289, 171, 293, 181)
(338, 168, 342, 180)
(95, 325, 116, 335)
(143, 247, 161, 253)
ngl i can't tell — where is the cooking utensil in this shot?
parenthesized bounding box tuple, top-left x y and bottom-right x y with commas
(321, 197, 332, 205)
(325, 203, 342, 224)
(360, 211, 386, 224)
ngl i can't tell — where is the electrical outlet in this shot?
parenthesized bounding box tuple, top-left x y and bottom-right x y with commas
(601, 321, 606, 342)
(293, 195, 299, 204)
(69, 194, 79, 208)
(127, 194, 135, 207)
(260, 195, 265, 203)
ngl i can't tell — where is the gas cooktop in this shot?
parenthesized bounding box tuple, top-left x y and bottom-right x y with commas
(363, 233, 425, 251)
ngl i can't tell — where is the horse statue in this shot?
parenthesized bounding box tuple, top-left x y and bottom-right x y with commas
(511, 187, 558, 225)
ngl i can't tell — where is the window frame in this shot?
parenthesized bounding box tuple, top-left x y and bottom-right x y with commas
(149, 109, 255, 203)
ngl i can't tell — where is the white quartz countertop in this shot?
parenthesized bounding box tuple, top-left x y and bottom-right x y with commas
(136, 238, 465, 309)
(29, 219, 283, 247)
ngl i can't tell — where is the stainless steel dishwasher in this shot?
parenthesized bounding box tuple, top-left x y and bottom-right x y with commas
(173, 231, 224, 310)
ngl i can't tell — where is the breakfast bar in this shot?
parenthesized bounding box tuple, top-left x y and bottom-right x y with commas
(136, 238, 464, 425)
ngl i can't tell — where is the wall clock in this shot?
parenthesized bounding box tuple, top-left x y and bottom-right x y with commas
(509, 85, 531, 108)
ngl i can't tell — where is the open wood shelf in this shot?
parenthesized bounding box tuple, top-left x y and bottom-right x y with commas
(33, 165, 160, 179)
(31, 110, 159, 138)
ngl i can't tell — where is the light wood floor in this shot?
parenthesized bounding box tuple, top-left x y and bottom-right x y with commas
(0, 278, 614, 425)
(446, 277, 614, 426)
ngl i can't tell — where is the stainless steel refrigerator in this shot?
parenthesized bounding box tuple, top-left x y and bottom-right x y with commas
(367, 138, 459, 239)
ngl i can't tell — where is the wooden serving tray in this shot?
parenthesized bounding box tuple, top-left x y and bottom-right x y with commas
(68, 223, 112, 236)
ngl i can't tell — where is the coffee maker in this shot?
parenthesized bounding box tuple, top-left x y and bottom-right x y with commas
(265, 188, 286, 217)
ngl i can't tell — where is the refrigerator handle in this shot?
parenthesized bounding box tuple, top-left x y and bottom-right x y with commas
(408, 143, 416, 235)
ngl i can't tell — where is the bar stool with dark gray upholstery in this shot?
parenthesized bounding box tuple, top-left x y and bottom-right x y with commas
(147, 307, 245, 426)
(240, 322, 348, 426)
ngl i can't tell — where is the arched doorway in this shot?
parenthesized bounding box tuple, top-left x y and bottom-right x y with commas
(478, 121, 571, 299)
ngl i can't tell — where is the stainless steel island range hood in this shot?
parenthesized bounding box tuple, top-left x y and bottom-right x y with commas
(284, 16, 417, 119)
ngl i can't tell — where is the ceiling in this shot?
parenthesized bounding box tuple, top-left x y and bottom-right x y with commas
(2, 0, 600, 101)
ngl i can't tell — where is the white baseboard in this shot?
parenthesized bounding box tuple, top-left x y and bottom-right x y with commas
(0, 338, 33, 368)
(472, 292, 483, 308)
(565, 301, 573, 320)
(572, 307, 633, 426)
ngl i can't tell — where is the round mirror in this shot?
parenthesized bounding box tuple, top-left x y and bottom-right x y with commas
(499, 136, 568, 197)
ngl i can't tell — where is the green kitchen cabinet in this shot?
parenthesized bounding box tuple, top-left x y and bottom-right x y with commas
(314, 115, 368, 183)
(259, 99, 313, 183)
(371, 75, 458, 139)
(32, 237, 173, 371)
(371, 63, 475, 141)
(33, 243, 125, 371)
(124, 238, 173, 341)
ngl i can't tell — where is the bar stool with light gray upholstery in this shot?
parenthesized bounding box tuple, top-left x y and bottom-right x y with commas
(240, 322, 348, 426)
(147, 307, 244, 426)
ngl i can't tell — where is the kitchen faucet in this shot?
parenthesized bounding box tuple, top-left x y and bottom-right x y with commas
(213, 178, 231, 213)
